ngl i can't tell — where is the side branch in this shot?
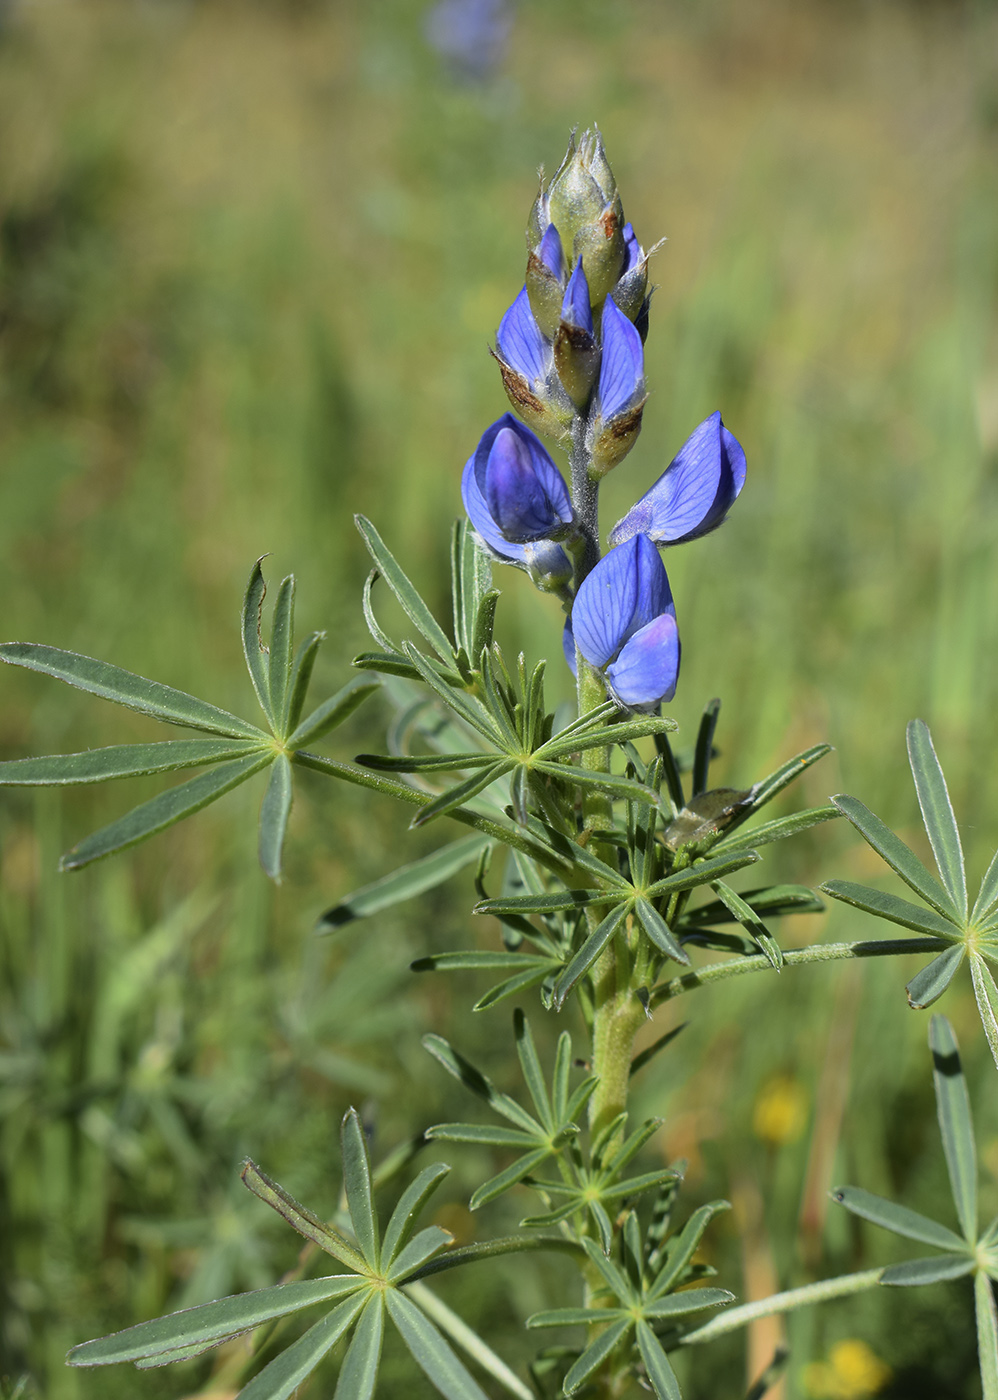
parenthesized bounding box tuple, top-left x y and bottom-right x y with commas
(651, 938, 950, 1007)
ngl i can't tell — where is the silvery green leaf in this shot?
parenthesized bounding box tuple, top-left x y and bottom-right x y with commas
(907, 720, 966, 917)
(929, 1015, 976, 1241)
(60, 752, 273, 870)
(0, 642, 264, 739)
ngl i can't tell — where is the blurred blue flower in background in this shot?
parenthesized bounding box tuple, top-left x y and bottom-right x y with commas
(609, 411, 746, 547)
(424, 0, 511, 82)
(570, 534, 680, 709)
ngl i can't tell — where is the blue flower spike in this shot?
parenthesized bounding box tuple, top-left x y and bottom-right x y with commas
(571, 534, 680, 710)
(461, 415, 574, 592)
(587, 297, 646, 476)
(554, 258, 600, 408)
(609, 411, 747, 548)
(493, 287, 574, 441)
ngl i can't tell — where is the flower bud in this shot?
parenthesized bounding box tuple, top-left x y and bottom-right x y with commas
(553, 258, 600, 409)
(586, 298, 646, 477)
(609, 222, 650, 328)
(544, 128, 625, 314)
(493, 287, 575, 442)
(525, 222, 567, 340)
(608, 412, 746, 547)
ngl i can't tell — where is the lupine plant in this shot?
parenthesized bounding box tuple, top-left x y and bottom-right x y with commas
(1, 127, 995, 1398)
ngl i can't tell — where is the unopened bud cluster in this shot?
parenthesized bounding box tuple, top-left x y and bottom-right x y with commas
(494, 129, 649, 476)
(461, 128, 746, 712)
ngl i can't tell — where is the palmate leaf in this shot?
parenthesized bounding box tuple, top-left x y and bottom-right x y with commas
(1, 562, 380, 878)
(0, 642, 265, 739)
(60, 752, 274, 870)
(66, 1276, 367, 1367)
(69, 1105, 520, 1399)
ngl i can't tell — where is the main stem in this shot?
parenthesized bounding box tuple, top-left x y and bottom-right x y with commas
(569, 420, 644, 1149)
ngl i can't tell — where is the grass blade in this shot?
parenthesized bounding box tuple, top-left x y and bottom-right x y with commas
(0, 642, 265, 739)
(907, 720, 966, 917)
(831, 794, 957, 919)
(258, 754, 293, 882)
(385, 1288, 490, 1400)
(60, 752, 272, 870)
(0, 739, 258, 785)
(930, 1014, 977, 1241)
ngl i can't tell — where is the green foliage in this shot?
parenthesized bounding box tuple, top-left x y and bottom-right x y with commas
(832, 1017, 998, 1400)
(823, 720, 998, 1065)
(0, 563, 379, 879)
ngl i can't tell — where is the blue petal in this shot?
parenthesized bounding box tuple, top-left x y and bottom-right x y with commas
(473, 414, 572, 538)
(572, 535, 673, 668)
(562, 616, 577, 677)
(538, 222, 565, 281)
(496, 286, 550, 384)
(607, 613, 680, 709)
(609, 412, 747, 547)
(595, 297, 644, 421)
(621, 221, 642, 275)
(561, 258, 593, 334)
(461, 453, 526, 564)
(483, 427, 569, 541)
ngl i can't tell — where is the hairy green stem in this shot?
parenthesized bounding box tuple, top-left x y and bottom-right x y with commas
(651, 938, 949, 1007)
(680, 1268, 885, 1345)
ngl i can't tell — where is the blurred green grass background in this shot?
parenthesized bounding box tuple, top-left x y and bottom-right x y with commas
(1, 0, 997, 1396)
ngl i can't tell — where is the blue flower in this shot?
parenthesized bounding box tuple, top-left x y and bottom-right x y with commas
(595, 297, 644, 421)
(461, 415, 574, 589)
(424, 0, 511, 81)
(609, 411, 746, 548)
(570, 534, 680, 709)
(496, 286, 551, 387)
